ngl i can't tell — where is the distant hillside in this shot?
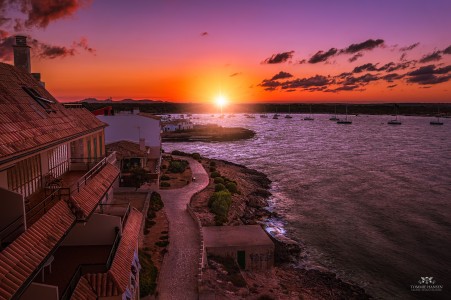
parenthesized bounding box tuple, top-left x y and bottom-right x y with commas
(79, 98, 164, 104)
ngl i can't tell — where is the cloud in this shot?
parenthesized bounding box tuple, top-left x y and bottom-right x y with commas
(308, 48, 338, 64)
(259, 79, 281, 88)
(340, 73, 379, 86)
(382, 73, 404, 82)
(387, 84, 397, 88)
(419, 51, 443, 63)
(201, 32, 208, 36)
(399, 43, 419, 52)
(22, 0, 91, 28)
(229, 72, 241, 77)
(341, 39, 384, 54)
(407, 64, 451, 85)
(39, 43, 75, 59)
(378, 61, 416, 72)
(263, 51, 294, 64)
(348, 53, 363, 62)
(442, 45, 451, 55)
(270, 71, 293, 80)
(73, 37, 96, 54)
(282, 75, 330, 89)
(352, 63, 378, 73)
(0, 34, 15, 61)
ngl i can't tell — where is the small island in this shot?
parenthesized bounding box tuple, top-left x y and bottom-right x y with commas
(162, 124, 256, 142)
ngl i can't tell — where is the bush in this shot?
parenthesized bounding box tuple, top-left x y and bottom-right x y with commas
(192, 152, 201, 160)
(160, 181, 171, 187)
(155, 241, 169, 247)
(214, 214, 228, 225)
(210, 171, 221, 178)
(150, 192, 164, 211)
(209, 166, 216, 172)
(168, 160, 188, 173)
(226, 182, 238, 194)
(139, 251, 158, 297)
(160, 164, 167, 169)
(171, 150, 189, 156)
(209, 161, 216, 167)
(214, 177, 224, 184)
(208, 190, 231, 207)
(160, 175, 170, 181)
(129, 167, 151, 188)
(215, 183, 226, 192)
(209, 191, 232, 225)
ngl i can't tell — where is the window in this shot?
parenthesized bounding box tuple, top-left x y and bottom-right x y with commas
(22, 86, 56, 113)
(87, 138, 92, 160)
(7, 154, 42, 198)
(48, 144, 69, 178)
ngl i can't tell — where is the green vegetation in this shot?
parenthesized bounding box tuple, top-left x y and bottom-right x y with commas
(225, 182, 238, 194)
(213, 177, 224, 184)
(208, 190, 232, 225)
(192, 152, 201, 160)
(210, 171, 221, 178)
(129, 167, 151, 188)
(150, 191, 164, 211)
(160, 174, 170, 181)
(155, 240, 169, 247)
(160, 181, 171, 187)
(168, 160, 188, 173)
(139, 250, 158, 297)
(209, 166, 216, 172)
(209, 161, 216, 167)
(215, 183, 226, 192)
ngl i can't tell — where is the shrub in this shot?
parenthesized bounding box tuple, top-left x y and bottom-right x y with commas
(129, 167, 151, 188)
(155, 241, 169, 247)
(226, 182, 238, 194)
(150, 191, 164, 211)
(168, 160, 188, 173)
(171, 150, 189, 156)
(160, 164, 167, 169)
(209, 191, 232, 224)
(209, 161, 216, 167)
(192, 152, 201, 160)
(214, 177, 224, 184)
(214, 214, 228, 225)
(160, 181, 171, 187)
(208, 190, 231, 207)
(209, 166, 216, 172)
(215, 183, 226, 192)
(210, 171, 221, 178)
(139, 251, 158, 297)
(160, 175, 170, 181)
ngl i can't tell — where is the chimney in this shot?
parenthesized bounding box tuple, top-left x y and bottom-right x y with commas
(13, 36, 31, 73)
(139, 138, 146, 151)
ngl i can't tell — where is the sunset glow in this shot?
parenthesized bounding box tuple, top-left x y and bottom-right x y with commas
(0, 1, 450, 103)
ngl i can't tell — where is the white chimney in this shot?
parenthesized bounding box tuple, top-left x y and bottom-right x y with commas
(139, 138, 145, 151)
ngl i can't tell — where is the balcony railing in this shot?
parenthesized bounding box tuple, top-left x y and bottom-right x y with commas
(60, 226, 121, 300)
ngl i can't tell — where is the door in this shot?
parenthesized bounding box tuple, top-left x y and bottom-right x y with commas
(237, 251, 245, 269)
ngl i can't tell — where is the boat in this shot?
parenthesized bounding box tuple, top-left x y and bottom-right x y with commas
(260, 114, 268, 118)
(247, 114, 256, 119)
(388, 104, 402, 125)
(272, 114, 279, 119)
(304, 104, 314, 120)
(337, 105, 352, 124)
(430, 107, 444, 125)
(285, 104, 293, 118)
(329, 105, 339, 121)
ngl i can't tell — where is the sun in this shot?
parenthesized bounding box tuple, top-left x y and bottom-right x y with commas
(215, 95, 227, 108)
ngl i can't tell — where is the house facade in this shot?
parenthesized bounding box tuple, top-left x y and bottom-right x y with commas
(162, 119, 194, 132)
(0, 37, 142, 300)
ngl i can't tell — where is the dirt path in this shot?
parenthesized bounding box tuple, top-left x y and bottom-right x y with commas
(157, 157, 209, 300)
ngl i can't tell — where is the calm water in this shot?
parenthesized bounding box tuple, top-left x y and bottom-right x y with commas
(163, 114, 451, 299)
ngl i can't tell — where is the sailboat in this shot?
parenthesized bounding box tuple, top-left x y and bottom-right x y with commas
(337, 105, 352, 124)
(430, 106, 444, 125)
(329, 105, 339, 121)
(303, 104, 314, 120)
(388, 104, 402, 125)
(273, 107, 279, 119)
(285, 104, 293, 118)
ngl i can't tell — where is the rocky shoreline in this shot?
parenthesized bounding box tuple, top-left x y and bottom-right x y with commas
(190, 155, 371, 299)
(162, 124, 256, 142)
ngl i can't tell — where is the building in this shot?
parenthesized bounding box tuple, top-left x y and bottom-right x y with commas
(106, 140, 160, 187)
(203, 225, 275, 271)
(0, 36, 142, 300)
(97, 110, 162, 161)
(162, 119, 194, 132)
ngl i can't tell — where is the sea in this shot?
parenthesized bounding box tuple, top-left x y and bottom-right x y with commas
(163, 113, 451, 300)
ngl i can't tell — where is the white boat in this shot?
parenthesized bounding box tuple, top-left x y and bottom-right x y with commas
(272, 114, 279, 119)
(329, 105, 339, 121)
(388, 105, 402, 125)
(430, 107, 444, 125)
(304, 104, 314, 120)
(337, 105, 352, 124)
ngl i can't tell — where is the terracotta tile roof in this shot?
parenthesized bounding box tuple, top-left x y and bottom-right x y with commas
(0, 62, 106, 164)
(68, 163, 120, 220)
(106, 140, 149, 161)
(80, 209, 142, 297)
(0, 201, 76, 300)
(83, 273, 119, 298)
(70, 276, 97, 300)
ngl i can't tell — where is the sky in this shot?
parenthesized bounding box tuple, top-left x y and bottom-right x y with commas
(1, 0, 451, 103)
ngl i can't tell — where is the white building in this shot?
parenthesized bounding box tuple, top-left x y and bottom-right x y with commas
(97, 110, 162, 160)
(162, 119, 194, 132)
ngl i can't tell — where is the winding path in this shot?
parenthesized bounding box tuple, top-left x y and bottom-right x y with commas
(157, 157, 209, 300)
